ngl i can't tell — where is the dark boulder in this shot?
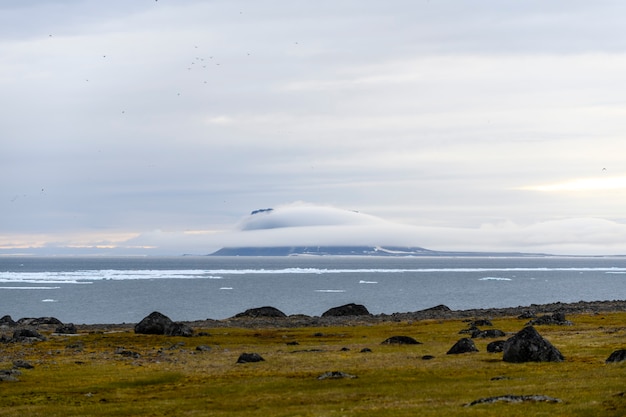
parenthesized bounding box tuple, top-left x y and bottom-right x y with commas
(517, 310, 536, 319)
(165, 322, 194, 337)
(134, 311, 193, 337)
(135, 312, 174, 335)
(470, 319, 493, 327)
(322, 303, 370, 317)
(471, 329, 506, 338)
(17, 317, 63, 326)
(447, 338, 478, 354)
(13, 360, 34, 369)
(420, 304, 451, 313)
(0, 369, 21, 382)
(502, 326, 564, 363)
(237, 353, 265, 364)
(0, 315, 16, 326)
(55, 323, 77, 334)
(487, 340, 506, 353)
(605, 349, 626, 364)
(459, 325, 479, 335)
(527, 312, 572, 326)
(234, 306, 287, 319)
(12, 328, 46, 342)
(196, 345, 212, 352)
(381, 336, 422, 345)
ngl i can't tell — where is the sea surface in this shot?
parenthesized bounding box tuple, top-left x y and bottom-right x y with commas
(1, 256, 625, 324)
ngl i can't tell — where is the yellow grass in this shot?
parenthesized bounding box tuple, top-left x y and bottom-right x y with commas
(0, 312, 625, 416)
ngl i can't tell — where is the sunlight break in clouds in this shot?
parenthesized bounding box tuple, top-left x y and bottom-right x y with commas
(522, 175, 626, 192)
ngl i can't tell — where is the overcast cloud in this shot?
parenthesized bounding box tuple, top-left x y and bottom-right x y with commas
(2, 1, 626, 256)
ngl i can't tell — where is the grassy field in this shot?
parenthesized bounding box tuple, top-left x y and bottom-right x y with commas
(0, 312, 625, 416)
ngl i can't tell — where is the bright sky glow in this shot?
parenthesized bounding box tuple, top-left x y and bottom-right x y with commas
(523, 176, 626, 192)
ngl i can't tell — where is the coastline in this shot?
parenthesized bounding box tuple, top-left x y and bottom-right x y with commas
(72, 299, 626, 332)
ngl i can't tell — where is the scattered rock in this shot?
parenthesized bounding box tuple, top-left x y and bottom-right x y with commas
(134, 311, 193, 337)
(317, 371, 357, 380)
(471, 329, 506, 338)
(470, 319, 493, 327)
(55, 323, 77, 334)
(12, 360, 34, 369)
(466, 394, 562, 406)
(0, 369, 21, 382)
(236, 353, 265, 364)
(420, 304, 451, 313)
(0, 315, 16, 327)
(421, 355, 435, 360)
(115, 348, 140, 358)
(459, 325, 479, 335)
(234, 306, 287, 319)
(360, 348, 372, 353)
(502, 326, 564, 363)
(17, 317, 63, 326)
(605, 349, 626, 363)
(446, 338, 478, 354)
(517, 310, 536, 319)
(195, 345, 212, 352)
(486, 340, 506, 353)
(322, 303, 370, 317)
(527, 312, 572, 326)
(12, 328, 47, 342)
(381, 335, 422, 345)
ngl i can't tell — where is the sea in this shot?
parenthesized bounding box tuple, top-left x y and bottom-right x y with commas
(1, 256, 625, 325)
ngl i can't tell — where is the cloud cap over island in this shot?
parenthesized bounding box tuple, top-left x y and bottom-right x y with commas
(65, 203, 626, 256)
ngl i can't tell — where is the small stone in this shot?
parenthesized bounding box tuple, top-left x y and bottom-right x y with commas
(317, 371, 357, 380)
(236, 353, 264, 364)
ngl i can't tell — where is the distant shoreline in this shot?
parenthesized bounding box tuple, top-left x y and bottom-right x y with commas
(72, 299, 626, 331)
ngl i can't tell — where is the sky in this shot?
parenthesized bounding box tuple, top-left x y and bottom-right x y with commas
(2, 0, 626, 256)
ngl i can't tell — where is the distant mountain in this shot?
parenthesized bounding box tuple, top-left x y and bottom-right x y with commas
(209, 246, 544, 257)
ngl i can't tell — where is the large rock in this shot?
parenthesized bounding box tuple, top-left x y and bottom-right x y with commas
(0, 315, 16, 326)
(236, 353, 265, 364)
(487, 340, 506, 353)
(234, 306, 287, 318)
(17, 317, 63, 326)
(605, 349, 626, 364)
(322, 303, 370, 317)
(55, 323, 77, 334)
(166, 322, 194, 337)
(135, 312, 173, 335)
(502, 326, 564, 363)
(12, 328, 47, 342)
(447, 338, 478, 354)
(381, 336, 422, 345)
(135, 312, 193, 337)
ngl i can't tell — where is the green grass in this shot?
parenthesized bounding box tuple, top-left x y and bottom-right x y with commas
(0, 312, 625, 416)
